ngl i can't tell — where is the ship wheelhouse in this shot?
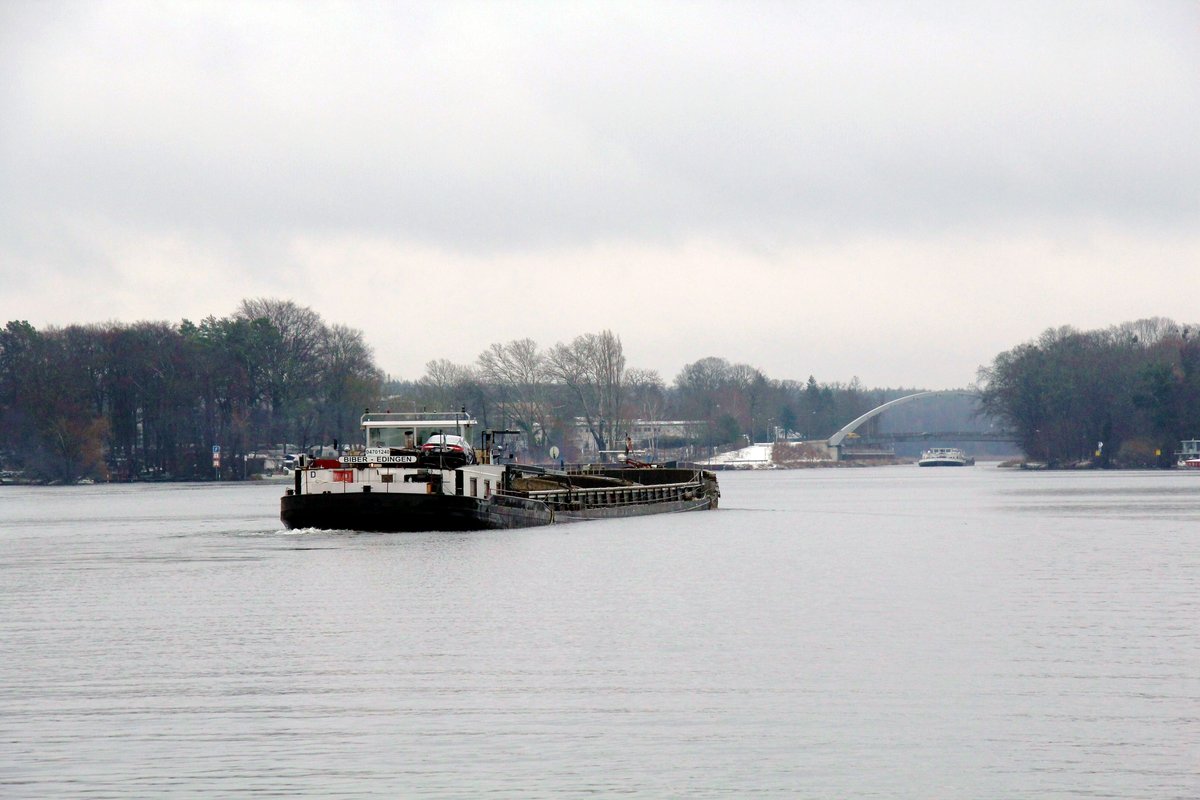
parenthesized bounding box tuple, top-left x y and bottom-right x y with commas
(359, 411, 477, 453)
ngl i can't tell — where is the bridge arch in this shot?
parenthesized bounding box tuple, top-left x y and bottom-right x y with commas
(827, 390, 979, 455)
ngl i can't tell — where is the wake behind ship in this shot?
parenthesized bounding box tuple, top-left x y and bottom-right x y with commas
(281, 411, 719, 531)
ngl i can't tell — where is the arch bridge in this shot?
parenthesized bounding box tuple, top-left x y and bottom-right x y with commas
(827, 390, 1011, 460)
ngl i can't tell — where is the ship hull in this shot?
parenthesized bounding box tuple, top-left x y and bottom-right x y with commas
(280, 470, 719, 532)
(280, 491, 552, 532)
(281, 491, 478, 532)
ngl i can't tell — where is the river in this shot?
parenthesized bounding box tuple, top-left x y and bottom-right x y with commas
(1, 466, 1197, 798)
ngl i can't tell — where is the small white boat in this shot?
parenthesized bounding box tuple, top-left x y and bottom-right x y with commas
(918, 447, 973, 467)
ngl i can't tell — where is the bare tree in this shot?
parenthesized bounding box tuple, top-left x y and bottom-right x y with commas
(1112, 317, 1183, 346)
(674, 356, 730, 420)
(476, 339, 550, 449)
(418, 358, 476, 410)
(624, 368, 666, 421)
(317, 324, 382, 445)
(236, 298, 326, 444)
(546, 330, 626, 456)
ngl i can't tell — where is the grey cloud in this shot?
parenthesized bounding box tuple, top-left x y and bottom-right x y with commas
(2, 1, 1198, 260)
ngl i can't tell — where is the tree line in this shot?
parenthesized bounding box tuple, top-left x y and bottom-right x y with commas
(388, 340, 972, 462)
(0, 299, 379, 482)
(3, 306, 959, 481)
(977, 318, 1200, 467)
(8, 306, 1189, 481)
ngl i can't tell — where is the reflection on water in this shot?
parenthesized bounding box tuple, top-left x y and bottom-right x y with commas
(1, 469, 1197, 798)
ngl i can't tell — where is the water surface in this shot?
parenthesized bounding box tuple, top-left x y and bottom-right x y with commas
(2, 467, 1197, 797)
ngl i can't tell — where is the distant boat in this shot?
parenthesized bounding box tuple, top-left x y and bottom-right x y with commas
(1176, 439, 1200, 468)
(918, 447, 973, 467)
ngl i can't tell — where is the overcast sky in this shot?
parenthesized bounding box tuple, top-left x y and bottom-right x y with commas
(2, 1, 1197, 389)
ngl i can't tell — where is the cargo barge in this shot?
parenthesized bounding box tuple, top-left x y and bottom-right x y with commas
(281, 411, 719, 531)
